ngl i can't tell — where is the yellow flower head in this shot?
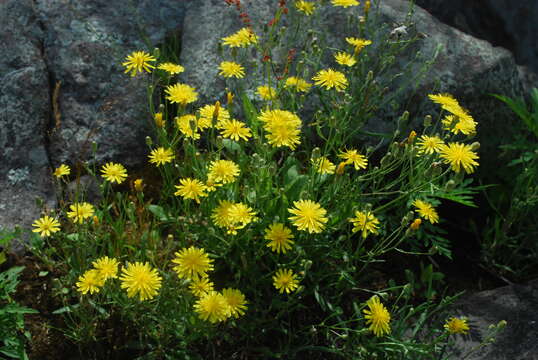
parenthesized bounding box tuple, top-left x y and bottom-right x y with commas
(194, 291, 229, 323)
(53, 164, 70, 178)
(219, 61, 245, 79)
(428, 93, 460, 112)
(412, 199, 439, 224)
(264, 223, 295, 254)
(207, 159, 240, 184)
(100, 162, 128, 184)
(338, 149, 368, 170)
(312, 68, 348, 91)
(349, 210, 380, 238)
(67, 202, 95, 224)
(219, 119, 252, 141)
(439, 142, 479, 174)
(174, 178, 208, 203)
(76, 269, 104, 295)
(122, 50, 156, 77)
(285, 76, 312, 92)
(345, 37, 372, 54)
(363, 295, 391, 337)
(273, 269, 299, 294)
(172, 246, 214, 280)
(228, 203, 257, 229)
(444, 317, 470, 334)
(148, 147, 175, 166)
(211, 200, 235, 228)
(198, 103, 231, 127)
(157, 62, 185, 75)
(165, 83, 198, 105)
(288, 199, 328, 234)
(258, 109, 302, 150)
(119, 262, 162, 301)
(222, 27, 258, 48)
(257, 85, 277, 100)
(32, 215, 61, 237)
(175, 114, 208, 139)
(417, 135, 444, 155)
(334, 52, 357, 67)
(295, 0, 316, 15)
(442, 114, 477, 136)
(189, 275, 214, 297)
(92, 256, 119, 281)
(312, 156, 336, 175)
(222, 288, 248, 318)
(332, 0, 360, 7)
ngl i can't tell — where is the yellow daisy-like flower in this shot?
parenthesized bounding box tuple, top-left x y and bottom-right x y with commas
(100, 162, 128, 184)
(92, 256, 119, 281)
(444, 317, 470, 334)
(228, 203, 257, 229)
(175, 114, 208, 139)
(222, 288, 248, 318)
(258, 109, 302, 150)
(219, 61, 245, 79)
(312, 156, 336, 175)
(285, 76, 312, 92)
(189, 275, 214, 297)
(438, 142, 479, 174)
(172, 246, 214, 280)
(157, 62, 185, 75)
(416, 135, 444, 155)
(412, 199, 439, 224)
(257, 85, 277, 100)
(122, 50, 156, 77)
(219, 119, 252, 141)
(312, 68, 348, 91)
(288, 199, 328, 234)
(363, 295, 391, 337)
(264, 223, 295, 254)
(211, 200, 235, 228)
(295, 0, 316, 15)
(148, 147, 175, 166)
(273, 269, 299, 294)
(67, 202, 95, 224)
(331, 0, 360, 7)
(194, 291, 229, 323)
(334, 52, 357, 67)
(76, 269, 104, 295)
(32, 215, 61, 237)
(53, 164, 70, 178)
(119, 262, 162, 301)
(174, 178, 208, 203)
(428, 93, 460, 112)
(345, 37, 372, 54)
(349, 210, 380, 239)
(222, 27, 258, 48)
(198, 103, 231, 128)
(165, 83, 198, 105)
(207, 159, 240, 184)
(338, 149, 368, 170)
(442, 114, 477, 136)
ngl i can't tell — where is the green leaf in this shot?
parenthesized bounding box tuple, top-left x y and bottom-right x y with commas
(147, 204, 171, 222)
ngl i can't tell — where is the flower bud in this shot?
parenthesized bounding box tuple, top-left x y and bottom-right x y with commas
(470, 142, 480, 151)
(410, 218, 422, 230)
(424, 114, 432, 127)
(145, 136, 153, 146)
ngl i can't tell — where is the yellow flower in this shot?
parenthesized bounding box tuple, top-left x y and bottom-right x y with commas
(273, 269, 299, 294)
(228, 203, 257, 229)
(444, 317, 470, 334)
(119, 262, 162, 301)
(257, 85, 277, 100)
(32, 215, 61, 237)
(428, 93, 460, 112)
(285, 76, 312, 92)
(154, 112, 165, 128)
(211, 200, 235, 228)
(53, 164, 70, 178)
(189, 275, 214, 297)
(331, 0, 360, 7)
(416, 135, 444, 155)
(219, 119, 252, 141)
(100, 162, 128, 184)
(92, 256, 119, 281)
(76, 269, 104, 295)
(174, 178, 208, 203)
(312, 156, 336, 174)
(363, 295, 391, 337)
(219, 61, 245, 78)
(165, 83, 198, 105)
(207, 159, 240, 184)
(442, 114, 477, 135)
(295, 0, 316, 15)
(312, 68, 348, 91)
(264, 223, 294, 254)
(412, 199, 439, 224)
(349, 210, 380, 238)
(222, 27, 258, 48)
(288, 199, 328, 234)
(222, 288, 248, 318)
(438, 142, 479, 174)
(194, 291, 229, 323)
(258, 109, 302, 150)
(122, 50, 156, 76)
(175, 114, 209, 139)
(172, 246, 214, 280)
(148, 147, 175, 166)
(198, 103, 231, 127)
(334, 52, 357, 67)
(346, 37, 372, 54)
(157, 62, 185, 74)
(338, 149, 368, 170)
(67, 202, 95, 224)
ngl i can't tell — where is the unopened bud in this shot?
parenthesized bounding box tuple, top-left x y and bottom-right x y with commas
(410, 218, 422, 230)
(445, 180, 456, 191)
(336, 161, 346, 175)
(154, 112, 165, 128)
(470, 142, 480, 151)
(134, 178, 144, 192)
(424, 115, 432, 127)
(213, 101, 221, 119)
(400, 111, 409, 122)
(227, 91, 234, 106)
(145, 136, 153, 146)
(407, 130, 417, 144)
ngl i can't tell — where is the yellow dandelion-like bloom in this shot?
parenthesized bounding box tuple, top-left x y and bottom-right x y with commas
(198, 103, 231, 127)
(288, 199, 328, 234)
(211, 200, 234, 228)
(258, 109, 302, 150)
(334, 52, 357, 67)
(312, 68, 348, 91)
(32, 215, 61, 237)
(349, 210, 380, 239)
(412, 199, 439, 224)
(165, 83, 198, 105)
(175, 114, 208, 139)
(257, 85, 277, 100)
(205, 177, 222, 192)
(100, 162, 128, 184)
(53, 164, 70, 178)
(194, 291, 229, 323)
(312, 156, 336, 175)
(285, 76, 312, 92)
(363, 295, 391, 337)
(295, 0, 316, 15)
(157, 62, 185, 75)
(438, 142, 479, 174)
(207, 159, 240, 184)
(148, 147, 175, 166)
(189, 276, 214, 297)
(172, 246, 214, 280)
(154, 112, 165, 128)
(417, 135, 444, 155)
(444, 317, 470, 334)
(92, 256, 119, 281)
(228, 202, 257, 230)
(219, 61, 245, 79)
(346, 37, 372, 54)
(264, 223, 295, 254)
(67, 202, 95, 224)
(428, 93, 460, 112)
(332, 0, 360, 7)
(219, 119, 252, 141)
(442, 114, 477, 136)
(338, 149, 368, 170)
(76, 269, 104, 295)
(222, 27, 258, 48)
(273, 269, 299, 294)
(119, 262, 162, 301)
(174, 178, 208, 203)
(222, 288, 248, 318)
(122, 50, 156, 77)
